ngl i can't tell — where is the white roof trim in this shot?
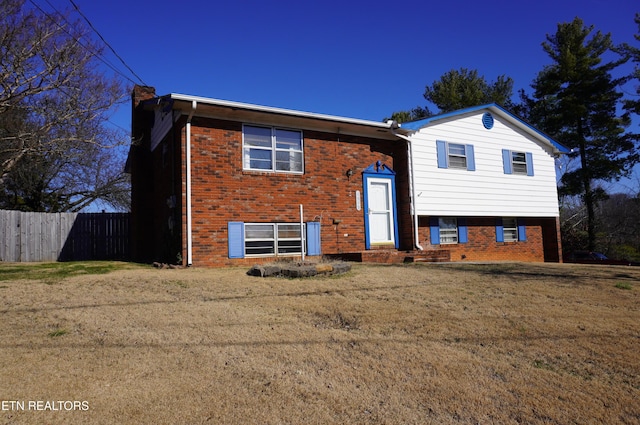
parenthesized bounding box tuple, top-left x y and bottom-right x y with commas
(168, 93, 395, 130)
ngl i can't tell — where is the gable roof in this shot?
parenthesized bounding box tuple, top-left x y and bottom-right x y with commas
(399, 103, 570, 154)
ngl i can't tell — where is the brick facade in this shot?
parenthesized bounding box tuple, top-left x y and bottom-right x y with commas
(419, 217, 561, 262)
(181, 117, 411, 267)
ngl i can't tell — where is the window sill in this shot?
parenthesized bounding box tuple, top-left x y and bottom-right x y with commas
(243, 169, 304, 175)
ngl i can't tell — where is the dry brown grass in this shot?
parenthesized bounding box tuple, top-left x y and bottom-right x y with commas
(1, 261, 639, 424)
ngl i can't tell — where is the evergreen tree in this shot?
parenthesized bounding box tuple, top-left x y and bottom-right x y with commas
(424, 68, 514, 113)
(385, 68, 514, 123)
(523, 17, 637, 251)
(384, 106, 431, 124)
(620, 14, 640, 122)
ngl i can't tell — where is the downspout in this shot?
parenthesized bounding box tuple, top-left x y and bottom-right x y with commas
(185, 100, 197, 266)
(391, 127, 423, 251)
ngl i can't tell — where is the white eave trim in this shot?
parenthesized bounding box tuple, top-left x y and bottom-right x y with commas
(168, 93, 397, 131)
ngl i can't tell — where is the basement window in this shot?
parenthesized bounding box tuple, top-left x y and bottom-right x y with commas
(438, 217, 459, 244)
(496, 218, 527, 242)
(429, 217, 468, 245)
(244, 223, 302, 256)
(502, 218, 518, 242)
(228, 222, 321, 259)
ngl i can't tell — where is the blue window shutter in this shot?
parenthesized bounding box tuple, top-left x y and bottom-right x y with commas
(458, 218, 468, 243)
(228, 222, 245, 258)
(526, 152, 534, 176)
(436, 141, 448, 168)
(495, 218, 504, 242)
(502, 149, 512, 174)
(430, 217, 440, 244)
(306, 222, 321, 256)
(517, 219, 527, 241)
(466, 145, 475, 171)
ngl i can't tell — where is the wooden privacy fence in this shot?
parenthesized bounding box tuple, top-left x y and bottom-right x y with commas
(0, 210, 130, 262)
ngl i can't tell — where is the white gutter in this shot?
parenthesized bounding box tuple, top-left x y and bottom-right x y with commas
(185, 100, 197, 266)
(391, 127, 423, 251)
(300, 204, 305, 262)
(169, 93, 393, 131)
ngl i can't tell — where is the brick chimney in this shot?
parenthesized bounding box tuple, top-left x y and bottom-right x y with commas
(128, 85, 157, 263)
(130, 85, 156, 149)
(132, 85, 156, 108)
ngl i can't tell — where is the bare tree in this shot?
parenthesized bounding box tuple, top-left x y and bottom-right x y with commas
(0, 0, 130, 212)
(596, 193, 640, 260)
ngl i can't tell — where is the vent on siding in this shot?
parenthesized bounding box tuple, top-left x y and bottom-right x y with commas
(482, 112, 494, 130)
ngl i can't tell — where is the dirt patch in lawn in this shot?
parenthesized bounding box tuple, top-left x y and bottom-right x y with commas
(1, 261, 639, 424)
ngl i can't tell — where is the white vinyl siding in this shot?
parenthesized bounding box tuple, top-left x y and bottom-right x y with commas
(411, 111, 560, 217)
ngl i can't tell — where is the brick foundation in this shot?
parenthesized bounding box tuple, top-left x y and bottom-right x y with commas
(419, 216, 560, 263)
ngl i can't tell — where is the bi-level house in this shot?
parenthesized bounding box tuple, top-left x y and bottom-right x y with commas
(127, 85, 568, 267)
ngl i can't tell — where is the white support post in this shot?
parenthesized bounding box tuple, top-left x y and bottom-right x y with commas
(300, 204, 305, 262)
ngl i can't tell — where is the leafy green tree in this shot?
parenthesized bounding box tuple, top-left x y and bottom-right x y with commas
(523, 17, 637, 251)
(0, 0, 130, 212)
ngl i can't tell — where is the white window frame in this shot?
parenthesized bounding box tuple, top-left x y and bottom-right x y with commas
(275, 223, 304, 254)
(511, 151, 528, 175)
(244, 223, 275, 256)
(243, 125, 303, 174)
(244, 223, 303, 257)
(502, 218, 518, 242)
(439, 217, 459, 244)
(448, 143, 468, 169)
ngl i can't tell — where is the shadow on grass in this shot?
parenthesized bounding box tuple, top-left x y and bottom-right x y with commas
(0, 329, 634, 351)
(0, 282, 430, 315)
(431, 263, 640, 282)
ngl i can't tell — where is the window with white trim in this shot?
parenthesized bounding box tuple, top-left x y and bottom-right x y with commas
(436, 141, 475, 171)
(429, 217, 468, 245)
(511, 152, 528, 175)
(244, 223, 302, 256)
(243, 125, 303, 173)
(439, 217, 459, 244)
(502, 218, 518, 242)
(448, 143, 468, 169)
(496, 218, 527, 243)
(502, 149, 534, 176)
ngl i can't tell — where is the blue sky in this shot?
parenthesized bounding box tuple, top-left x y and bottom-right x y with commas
(41, 0, 639, 120)
(38, 0, 640, 192)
